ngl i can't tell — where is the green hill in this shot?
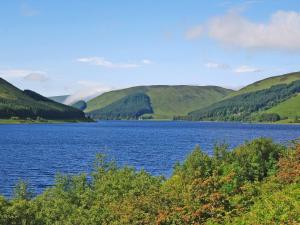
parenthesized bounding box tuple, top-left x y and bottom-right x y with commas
(228, 71, 300, 97)
(188, 80, 300, 122)
(263, 93, 300, 119)
(87, 93, 153, 120)
(0, 78, 86, 120)
(86, 85, 233, 119)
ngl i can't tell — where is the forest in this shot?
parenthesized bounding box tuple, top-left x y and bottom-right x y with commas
(0, 138, 299, 224)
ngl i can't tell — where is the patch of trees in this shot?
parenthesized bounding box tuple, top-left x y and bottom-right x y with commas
(188, 80, 300, 121)
(259, 113, 281, 122)
(0, 138, 299, 224)
(88, 93, 153, 120)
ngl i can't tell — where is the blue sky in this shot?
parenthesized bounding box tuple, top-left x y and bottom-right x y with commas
(1, 0, 300, 102)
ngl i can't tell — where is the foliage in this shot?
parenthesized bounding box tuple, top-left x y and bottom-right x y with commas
(0, 138, 299, 224)
(258, 113, 281, 122)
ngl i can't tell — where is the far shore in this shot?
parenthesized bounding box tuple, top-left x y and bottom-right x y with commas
(0, 118, 94, 124)
(1, 117, 299, 125)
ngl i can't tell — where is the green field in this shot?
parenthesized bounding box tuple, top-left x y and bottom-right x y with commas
(86, 85, 233, 119)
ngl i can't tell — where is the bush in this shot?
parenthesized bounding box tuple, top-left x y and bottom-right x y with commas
(0, 138, 298, 224)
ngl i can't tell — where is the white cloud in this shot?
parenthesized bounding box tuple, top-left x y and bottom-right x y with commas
(186, 10, 300, 51)
(23, 72, 48, 82)
(77, 57, 140, 68)
(0, 69, 48, 81)
(185, 25, 203, 39)
(64, 81, 112, 105)
(141, 59, 153, 64)
(204, 62, 229, 69)
(233, 65, 261, 73)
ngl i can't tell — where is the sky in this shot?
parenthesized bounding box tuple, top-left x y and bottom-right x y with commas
(1, 0, 300, 103)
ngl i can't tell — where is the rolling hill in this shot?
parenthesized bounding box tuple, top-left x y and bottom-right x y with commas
(228, 71, 300, 98)
(188, 73, 300, 122)
(87, 93, 153, 120)
(0, 78, 86, 120)
(263, 93, 300, 119)
(85, 85, 233, 119)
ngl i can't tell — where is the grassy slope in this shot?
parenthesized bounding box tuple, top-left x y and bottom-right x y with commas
(0, 78, 85, 120)
(86, 85, 233, 119)
(263, 93, 300, 118)
(228, 72, 300, 98)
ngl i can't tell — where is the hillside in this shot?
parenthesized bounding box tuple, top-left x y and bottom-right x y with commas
(86, 85, 233, 119)
(188, 80, 300, 122)
(228, 72, 300, 97)
(71, 100, 87, 111)
(263, 93, 300, 119)
(0, 78, 86, 120)
(87, 93, 153, 119)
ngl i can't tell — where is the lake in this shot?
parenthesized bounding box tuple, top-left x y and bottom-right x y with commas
(1, 121, 300, 197)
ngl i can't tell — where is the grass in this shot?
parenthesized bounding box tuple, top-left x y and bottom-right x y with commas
(264, 93, 300, 119)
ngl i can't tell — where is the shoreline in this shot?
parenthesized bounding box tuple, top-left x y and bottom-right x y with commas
(0, 118, 95, 124)
(1, 118, 299, 125)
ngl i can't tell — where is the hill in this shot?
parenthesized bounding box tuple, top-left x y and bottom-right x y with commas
(71, 100, 87, 111)
(87, 93, 153, 120)
(228, 72, 300, 98)
(0, 78, 86, 120)
(188, 80, 300, 122)
(85, 85, 233, 119)
(263, 93, 300, 120)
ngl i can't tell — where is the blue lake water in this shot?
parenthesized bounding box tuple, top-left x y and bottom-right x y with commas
(1, 121, 300, 197)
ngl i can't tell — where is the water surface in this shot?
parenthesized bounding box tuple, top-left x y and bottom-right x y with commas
(1, 121, 300, 197)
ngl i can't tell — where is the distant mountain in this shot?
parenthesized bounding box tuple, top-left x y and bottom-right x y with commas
(0, 78, 86, 120)
(85, 85, 233, 119)
(48, 95, 70, 104)
(49, 95, 87, 111)
(188, 72, 300, 123)
(71, 100, 87, 111)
